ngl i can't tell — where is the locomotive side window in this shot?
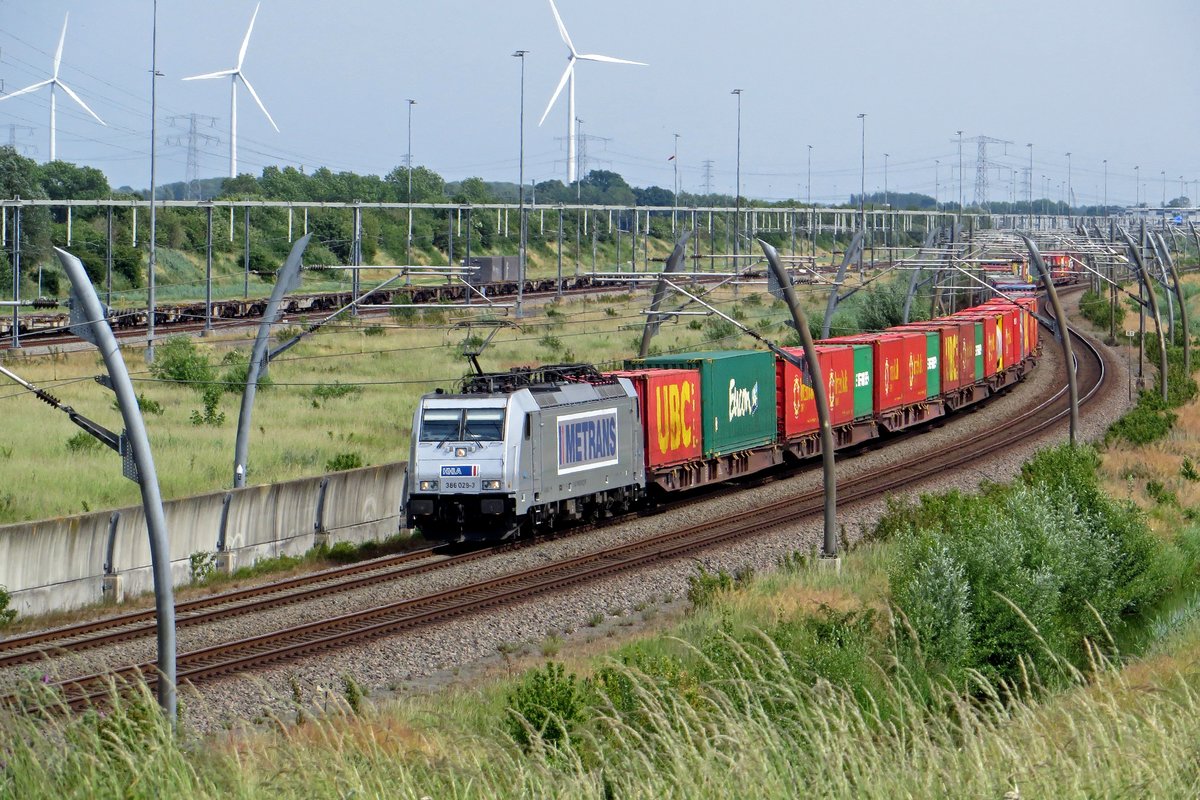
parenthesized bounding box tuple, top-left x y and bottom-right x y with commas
(463, 409, 505, 441)
(419, 409, 462, 442)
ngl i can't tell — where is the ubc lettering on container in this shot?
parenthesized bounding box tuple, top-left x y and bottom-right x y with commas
(556, 408, 619, 475)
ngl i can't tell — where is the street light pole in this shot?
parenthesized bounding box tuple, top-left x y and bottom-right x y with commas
(513, 50, 528, 317)
(957, 129, 963, 212)
(807, 143, 813, 258)
(1103, 158, 1108, 213)
(1065, 151, 1072, 214)
(405, 98, 416, 283)
(1135, 165, 1140, 207)
(935, 159, 940, 211)
(858, 113, 866, 237)
(672, 132, 680, 233)
(732, 89, 743, 268)
(883, 152, 888, 248)
(1026, 143, 1033, 229)
(1161, 169, 1167, 207)
(147, 0, 161, 363)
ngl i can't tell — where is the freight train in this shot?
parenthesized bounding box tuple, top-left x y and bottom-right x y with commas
(403, 296, 1042, 541)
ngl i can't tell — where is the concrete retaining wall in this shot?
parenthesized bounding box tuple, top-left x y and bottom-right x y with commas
(0, 462, 407, 617)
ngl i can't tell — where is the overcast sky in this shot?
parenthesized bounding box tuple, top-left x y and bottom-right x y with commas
(1, 0, 1197, 207)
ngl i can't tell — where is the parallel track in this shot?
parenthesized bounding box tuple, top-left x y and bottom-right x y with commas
(16, 320, 1105, 710)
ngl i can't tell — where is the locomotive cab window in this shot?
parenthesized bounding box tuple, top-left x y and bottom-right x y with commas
(419, 409, 463, 442)
(464, 409, 505, 441)
(418, 408, 506, 442)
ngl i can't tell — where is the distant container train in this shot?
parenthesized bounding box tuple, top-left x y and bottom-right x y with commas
(404, 296, 1042, 541)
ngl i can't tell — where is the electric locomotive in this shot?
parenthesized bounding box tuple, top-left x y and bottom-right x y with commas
(404, 365, 646, 540)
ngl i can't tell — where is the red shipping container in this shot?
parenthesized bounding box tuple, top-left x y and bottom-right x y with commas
(611, 369, 703, 468)
(982, 302, 1022, 366)
(894, 320, 972, 392)
(821, 332, 925, 411)
(1015, 296, 1039, 354)
(775, 345, 856, 438)
(953, 311, 1001, 376)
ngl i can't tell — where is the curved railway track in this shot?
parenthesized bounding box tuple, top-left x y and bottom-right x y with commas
(3, 316, 1107, 711)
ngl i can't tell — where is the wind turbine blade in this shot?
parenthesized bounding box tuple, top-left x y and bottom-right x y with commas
(538, 61, 574, 127)
(53, 13, 69, 78)
(547, 0, 577, 55)
(56, 81, 106, 125)
(238, 73, 278, 132)
(236, 3, 261, 70)
(0, 79, 53, 102)
(182, 68, 237, 81)
(576, 53, 647, 66)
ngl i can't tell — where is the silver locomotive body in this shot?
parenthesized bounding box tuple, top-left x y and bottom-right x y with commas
(405, 369, 645, 541)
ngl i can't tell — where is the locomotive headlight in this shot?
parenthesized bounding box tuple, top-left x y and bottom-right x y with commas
(455, 447, 467, 457)
(419, 480, 439, 491)
(482, 479, 502, 490)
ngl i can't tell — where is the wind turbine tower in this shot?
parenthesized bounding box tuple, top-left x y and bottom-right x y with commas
(538, 0, 645, 184)
(183, 3, 278, 178)
(0, 13, 106, 162)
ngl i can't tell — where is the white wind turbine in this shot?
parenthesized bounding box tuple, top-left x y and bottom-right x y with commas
(182, 2, 278, 178)
(538, 0, 645, 184)
(0, 13, 106, 162)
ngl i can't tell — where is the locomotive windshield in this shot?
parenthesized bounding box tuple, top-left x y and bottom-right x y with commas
(418, 408, 505, 442)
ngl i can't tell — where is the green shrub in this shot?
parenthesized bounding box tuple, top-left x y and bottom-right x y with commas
(0, 584, 16, 626)
(111, 393, 164, 416)
(1106, 392, 1176, 446)
(363, 324, 385, 337)
(887, 444, 1170, 688)
(702, 316, 736, 344)
(148, 335, 214, 389)
(189, 551, 217, 583)
(341, 674, 365, 715)
(190, 386, 225, 426)
(505, 661, 585, 750)
(1181, 457, 1200, 482)
(218, 350, 272, 394)
(310, 381, 362, 401)
(66, 431, 102, 453)
(325, 452, 363, 471)
(686, 565, 735, 609)
(1078, 288, 1125, 332)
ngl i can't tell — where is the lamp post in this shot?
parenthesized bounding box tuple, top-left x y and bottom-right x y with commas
(857, 113, 866, 235)
(147, 0, 161, 363)
(405, 98, 416, 282)
(672, 132, 680, 233)
(513, 50, 528, 317)
(1103, 158, 1108, 214)
(1161, 169, 1167, 207)
(1065, 151, 1072, 214)
(935, 159, 940, 211)
(1026, 143, 1033, 229)
(1134, 165, 1140, 207)
(807, 143, 813, 258)
(956, 129, 963, 212)
(731, 89, 743, 267)
(883, 152, 888, 247)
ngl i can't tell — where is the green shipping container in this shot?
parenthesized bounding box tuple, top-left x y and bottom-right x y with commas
(921, 331, 940, 399)
(972, 322, 984, 381)
(849, 344, 873, 418)
(631, 350, 777, 457)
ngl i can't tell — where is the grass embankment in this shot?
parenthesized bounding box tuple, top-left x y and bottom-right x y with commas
(5, 443, 1200, 797)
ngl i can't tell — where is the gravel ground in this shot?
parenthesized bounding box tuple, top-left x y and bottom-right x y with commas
(6, 299, 1134, 735)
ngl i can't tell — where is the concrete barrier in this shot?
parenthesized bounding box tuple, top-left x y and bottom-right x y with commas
(0, 462, 407, 617)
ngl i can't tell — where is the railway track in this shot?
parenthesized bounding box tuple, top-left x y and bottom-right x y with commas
(6, 319, 1106, 711)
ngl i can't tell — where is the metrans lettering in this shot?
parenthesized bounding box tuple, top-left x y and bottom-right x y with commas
(557, 409, 619, 475)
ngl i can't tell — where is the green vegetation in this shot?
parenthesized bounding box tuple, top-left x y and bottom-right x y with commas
(1079, 287, 1125, 333)
(0, 584, 16, 627)
(5, 431, 1200, 796)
